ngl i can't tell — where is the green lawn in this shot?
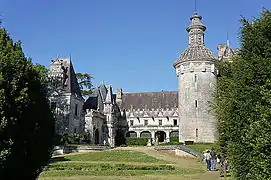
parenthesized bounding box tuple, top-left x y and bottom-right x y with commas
(39, 148, 232, 180)
(61, 150, 170, 163)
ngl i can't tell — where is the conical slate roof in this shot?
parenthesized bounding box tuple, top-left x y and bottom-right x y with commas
(178, 45, 216, 62)
(174, 12, 216, 67)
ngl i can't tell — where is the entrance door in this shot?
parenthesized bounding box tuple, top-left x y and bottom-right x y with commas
(94, 129, 99, 144)
(155, 131, 166, 142)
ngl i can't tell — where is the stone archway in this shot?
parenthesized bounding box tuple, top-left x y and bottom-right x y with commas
(140, 131, 151, 138)
(126, 131, 137, 138)
(94, 129, 99, 144)
(155, 131, 166, 142)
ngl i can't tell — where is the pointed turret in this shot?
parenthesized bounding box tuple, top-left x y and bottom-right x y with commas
(116, 88, 123, 105)
(105, 85, 113, 104)
(173, 12, 216, 67)
(187, 12, 206, 46)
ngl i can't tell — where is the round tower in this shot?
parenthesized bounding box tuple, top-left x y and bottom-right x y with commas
(173, 12, 217, 143)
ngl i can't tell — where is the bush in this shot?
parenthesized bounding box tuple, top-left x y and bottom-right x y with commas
(126, 137, 149, 146)
(53, 135, 64, 146)
(170, 136, 179, 142)
(46, 162, 175, 171)
(62, 133, 83, 145)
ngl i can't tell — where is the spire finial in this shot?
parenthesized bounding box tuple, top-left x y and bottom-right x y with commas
(194, 0, 197, 12)
(226, 31, 230, 47)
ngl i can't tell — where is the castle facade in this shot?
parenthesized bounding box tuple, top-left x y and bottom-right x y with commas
(48, 11, 235, 147)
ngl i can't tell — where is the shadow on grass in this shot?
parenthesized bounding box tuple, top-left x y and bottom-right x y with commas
(50, 156, 71, 163)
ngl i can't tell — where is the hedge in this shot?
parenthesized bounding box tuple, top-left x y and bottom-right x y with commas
(126, 137, 149, 146)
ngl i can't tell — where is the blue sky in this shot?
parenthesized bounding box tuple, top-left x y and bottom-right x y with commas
(1, 0, 270, 93)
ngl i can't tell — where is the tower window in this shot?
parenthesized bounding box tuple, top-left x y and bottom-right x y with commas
(144, 120, 148, 126)
(130, 120, 134, 126)
(75, 104, 78, 116)
(195, 74, 197, 82)
(173, 119, 178, 126)
(195, 100, 198, 108)
(159, 119, 162, 126)
(196, 128, 198, 137)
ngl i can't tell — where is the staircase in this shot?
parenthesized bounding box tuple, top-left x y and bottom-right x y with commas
(154, 145, 203, 159)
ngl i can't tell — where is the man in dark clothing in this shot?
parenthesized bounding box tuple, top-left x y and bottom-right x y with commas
(210, 149, 217, 171)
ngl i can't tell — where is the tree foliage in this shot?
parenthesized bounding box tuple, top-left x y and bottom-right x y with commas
(214, 9, 271, 180)
(32, 63, 49, 85)
(0, 28, 55, 179)
(76, 72, 93, 98)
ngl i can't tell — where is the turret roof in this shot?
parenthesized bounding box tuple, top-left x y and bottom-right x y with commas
(174, 12, 217, 67)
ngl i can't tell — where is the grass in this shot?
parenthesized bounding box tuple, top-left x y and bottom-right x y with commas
(186, 143, 219, 153)
(39, 148, 232, 180)
(62, 150, 170, 163)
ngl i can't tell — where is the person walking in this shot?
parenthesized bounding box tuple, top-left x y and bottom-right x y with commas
(210, 149, 217, 171)
(220, 156, 229, 177)
(203, 150, 211, 171)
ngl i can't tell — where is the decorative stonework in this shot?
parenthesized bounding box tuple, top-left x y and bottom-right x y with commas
(173, 12, 217, 68)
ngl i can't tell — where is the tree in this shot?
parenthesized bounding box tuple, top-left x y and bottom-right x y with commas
(214, 9, 271, 179)
(0, 28, 55, 179)
(32, 63, 49, 85)
(76, 72, 93, 98)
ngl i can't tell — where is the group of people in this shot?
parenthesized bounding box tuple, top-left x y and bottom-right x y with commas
(203, 149, 229, 176)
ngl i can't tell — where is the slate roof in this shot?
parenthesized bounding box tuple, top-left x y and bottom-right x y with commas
(84, 84, 108, 111)
(177, 45, 216, 63)
(173, 12, 216, 67)
(120, 91, 178, 110)
(49, 58, 82, 99)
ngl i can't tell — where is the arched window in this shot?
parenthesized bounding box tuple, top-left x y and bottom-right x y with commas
(196, 128, 198, 137)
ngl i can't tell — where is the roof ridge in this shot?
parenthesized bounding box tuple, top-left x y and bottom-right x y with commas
(123, 91, 178, 94)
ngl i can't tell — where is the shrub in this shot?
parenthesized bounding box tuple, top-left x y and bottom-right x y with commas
(53, 135, 64, 146)
(62, 133, 83, 145)
(170, 136, 179, 142)
(126, 137, 148, 146)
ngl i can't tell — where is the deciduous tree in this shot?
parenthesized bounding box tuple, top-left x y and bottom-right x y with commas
(0, 28, 55, 179)
(76, 72, 93, 98)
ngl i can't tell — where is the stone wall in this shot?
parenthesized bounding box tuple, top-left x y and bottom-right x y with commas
(176, 61, 217, 143)
(124, 108, 179, 142)
(85, 109, 106, 144)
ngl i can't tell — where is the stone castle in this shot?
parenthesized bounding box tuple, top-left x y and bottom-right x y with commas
(48, 11, 236, 147)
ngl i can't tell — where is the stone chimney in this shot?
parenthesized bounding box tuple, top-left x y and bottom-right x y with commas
(116, 88, 123, 105)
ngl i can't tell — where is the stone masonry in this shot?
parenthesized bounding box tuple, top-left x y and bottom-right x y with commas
(173, 12, 218, 143)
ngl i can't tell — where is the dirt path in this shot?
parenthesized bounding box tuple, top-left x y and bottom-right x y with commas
(115, 146, 202, 168)
(115, 146, 222, 180)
